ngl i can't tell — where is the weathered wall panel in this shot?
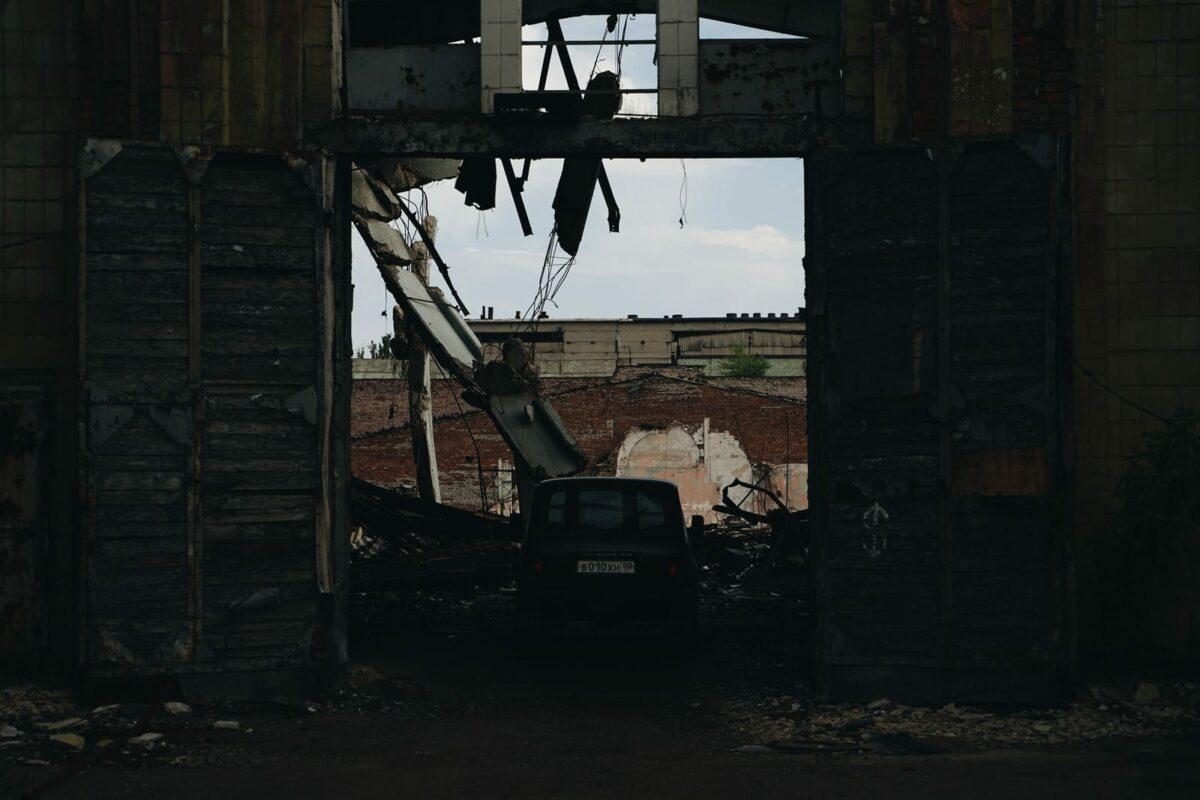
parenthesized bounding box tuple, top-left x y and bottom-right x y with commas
(807, 139, 1067, 703)
(697, 39, 841, 117)
(83, 145, 192, 668)
(1, 0, 343, 683)
(806, 148, 943, 698)
(80, 144, 344, 688)
(346, 45, 480, 113)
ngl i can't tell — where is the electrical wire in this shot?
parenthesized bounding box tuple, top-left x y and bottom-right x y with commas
(678, 159, 689, 228)
(1073, 355, 1169, 423)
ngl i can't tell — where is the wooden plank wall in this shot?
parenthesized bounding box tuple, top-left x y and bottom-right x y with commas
(83, 145, 193, 667)
(807, 138, 1067, 703)
(199, 153, 325, 669)
(82, 144, 344, 687)
(1, 0, 343, 679)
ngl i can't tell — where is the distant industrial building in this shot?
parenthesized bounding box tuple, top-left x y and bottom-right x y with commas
(467, 311, 807, 377)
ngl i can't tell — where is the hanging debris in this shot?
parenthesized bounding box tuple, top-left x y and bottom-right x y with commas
(552, 70, 623, 255)
(454, 156, 497, 210)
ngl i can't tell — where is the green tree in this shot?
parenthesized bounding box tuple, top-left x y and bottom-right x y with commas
(357, 332, 406, 362)
(367, 332, 395, 359)
(718, 344, 770, 378)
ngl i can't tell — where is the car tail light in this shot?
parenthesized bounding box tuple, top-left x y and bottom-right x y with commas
(668, 563, 678, 576)
(533, 562, 543, 573)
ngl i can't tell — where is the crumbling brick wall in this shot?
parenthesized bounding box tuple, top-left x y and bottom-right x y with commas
(353, 370, 808, 518)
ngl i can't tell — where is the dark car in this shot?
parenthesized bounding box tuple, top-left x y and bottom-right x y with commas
(517, 477, 699, 638)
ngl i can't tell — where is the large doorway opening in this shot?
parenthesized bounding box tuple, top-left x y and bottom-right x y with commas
(345, 148, 811, 703)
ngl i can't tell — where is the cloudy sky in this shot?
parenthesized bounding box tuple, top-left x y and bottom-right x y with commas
(351, 16, 806, 350)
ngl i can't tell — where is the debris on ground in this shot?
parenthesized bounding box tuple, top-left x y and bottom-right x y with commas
(0, 681, 297, 769)
(350, 479, 520, 591)
(129, 732, 164, 747)
(48, 733, 85, 749)
(720, 680, 1200, 752)
(698, 517, 808, 624)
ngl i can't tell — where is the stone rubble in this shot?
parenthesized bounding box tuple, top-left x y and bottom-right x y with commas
(721, 680, 1200, 752)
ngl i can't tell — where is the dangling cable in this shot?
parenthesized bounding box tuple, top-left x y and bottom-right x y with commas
(678, 159, 689, 228)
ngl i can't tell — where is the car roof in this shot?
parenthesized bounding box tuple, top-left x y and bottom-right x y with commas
(537, 476, 679, 491)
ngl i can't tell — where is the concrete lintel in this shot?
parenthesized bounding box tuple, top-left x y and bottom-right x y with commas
(348, 1, 837, 46)
(310, 113, 834, 158)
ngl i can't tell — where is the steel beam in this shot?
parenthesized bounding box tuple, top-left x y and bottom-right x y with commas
(310, 113, 833, 158)
(348, 1, 838, 46)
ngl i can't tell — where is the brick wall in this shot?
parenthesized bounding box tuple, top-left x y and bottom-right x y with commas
(353, 370, 808, 518)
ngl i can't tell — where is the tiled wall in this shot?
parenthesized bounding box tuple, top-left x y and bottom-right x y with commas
(480, 0, 521, 113)
(0, 0, 82, 675)
(1100, 0, 1200, 459)
(0, 0, 78, 361)
(657, 0, 698, 116)
(1075, 0, 1200, 523)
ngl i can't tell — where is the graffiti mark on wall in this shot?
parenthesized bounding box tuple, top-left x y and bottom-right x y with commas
(861, 501, 890, 558)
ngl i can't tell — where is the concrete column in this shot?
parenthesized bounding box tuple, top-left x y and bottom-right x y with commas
(480, 0, 523, 113)
(404, 216, 442, 502)
(657, 0, 698, 116)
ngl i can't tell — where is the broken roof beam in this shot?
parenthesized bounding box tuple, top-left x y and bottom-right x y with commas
(311, 113, 834, 158)
(371, 263, 586, 480)
(374, 260, 484, 387)
(353, 166, 470, 314)
(351, 162, 586, 483)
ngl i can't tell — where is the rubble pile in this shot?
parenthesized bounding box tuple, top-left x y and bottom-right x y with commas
(0, 685, 261, 768)
(697, 519, 808, 632)
(350, 479, 520, 592)
(722, 680, 1200, 753)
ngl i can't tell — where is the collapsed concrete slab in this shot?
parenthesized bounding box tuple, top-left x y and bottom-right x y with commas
(351, 170, 585, 501)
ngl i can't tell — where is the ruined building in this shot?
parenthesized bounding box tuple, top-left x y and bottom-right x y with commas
(470, 312, 807, 377)
(353, 364, 808, 519)
(2, 1, 1198, 702)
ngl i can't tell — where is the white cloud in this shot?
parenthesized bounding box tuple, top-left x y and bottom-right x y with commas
(690, 224, 805, 259)
(352, 146, 807, 347)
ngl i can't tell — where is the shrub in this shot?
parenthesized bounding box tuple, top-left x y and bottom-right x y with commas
(719, 344, 770, 378)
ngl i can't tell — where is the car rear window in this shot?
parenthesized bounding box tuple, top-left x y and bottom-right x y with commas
(539, 485, 680, 537)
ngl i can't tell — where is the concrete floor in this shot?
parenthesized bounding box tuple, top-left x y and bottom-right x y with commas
(5, 591, 1198, 799)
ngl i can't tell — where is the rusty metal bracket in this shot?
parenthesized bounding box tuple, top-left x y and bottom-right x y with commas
(500, 158, 534, 236)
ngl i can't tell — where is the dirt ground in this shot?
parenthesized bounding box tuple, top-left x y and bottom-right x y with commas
(3, 586, 1199, 799)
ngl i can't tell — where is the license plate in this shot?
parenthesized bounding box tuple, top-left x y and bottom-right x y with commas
(576, 560, 635, 575)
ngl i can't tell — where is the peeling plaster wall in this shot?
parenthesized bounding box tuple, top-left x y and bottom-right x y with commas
(614, 422, 806, 523)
